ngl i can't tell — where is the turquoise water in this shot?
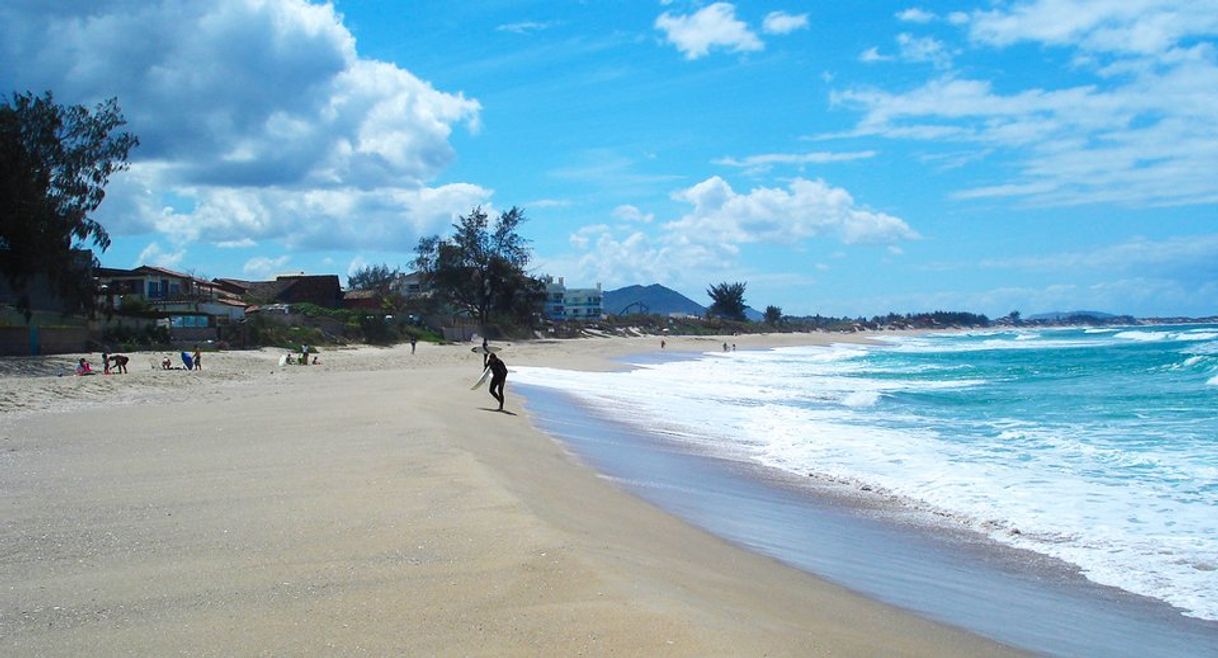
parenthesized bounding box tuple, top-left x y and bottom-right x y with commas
(514, 324, 1218, 621)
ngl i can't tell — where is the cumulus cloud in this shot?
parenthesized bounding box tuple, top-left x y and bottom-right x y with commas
(762, 11, 809, 35)
(666, 176, 919, 246)
(0, 0, 487, 255)
(563, 176, 916, 293)
(612, 204, 655, 223)
(655, 2, 763, 60)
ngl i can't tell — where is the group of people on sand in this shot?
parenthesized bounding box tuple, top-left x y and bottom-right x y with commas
(76, 353, 130, 376)
(160, 347, 203, 371)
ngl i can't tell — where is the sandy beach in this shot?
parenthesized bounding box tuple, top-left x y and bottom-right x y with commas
(1, 335, 1023, 655)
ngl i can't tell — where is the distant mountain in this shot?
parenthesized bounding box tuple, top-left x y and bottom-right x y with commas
(603, 284, 706, 316)
(1026, 310, 1116, 321)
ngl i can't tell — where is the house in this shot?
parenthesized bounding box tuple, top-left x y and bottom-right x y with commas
(343, 289, 382, 310)
(93, 265, 246, 343)
(390, 271, 431, 298)
(542, 276, 603, 321)
(95, 265, 244, 321)
(230, 274, 343, 308)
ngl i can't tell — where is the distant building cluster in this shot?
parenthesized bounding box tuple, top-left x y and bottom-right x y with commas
(542, 276, 603, 321)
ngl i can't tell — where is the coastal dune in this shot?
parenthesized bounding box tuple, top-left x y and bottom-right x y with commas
(1, 337, 1021, 655)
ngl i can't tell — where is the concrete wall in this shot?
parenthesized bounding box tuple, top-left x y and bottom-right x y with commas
(0, 326, 89, 356)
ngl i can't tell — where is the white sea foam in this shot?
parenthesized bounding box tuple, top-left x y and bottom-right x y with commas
(514, 333, 1218, 621)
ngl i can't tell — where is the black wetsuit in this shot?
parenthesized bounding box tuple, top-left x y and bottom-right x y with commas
(488, 357, 508, 409)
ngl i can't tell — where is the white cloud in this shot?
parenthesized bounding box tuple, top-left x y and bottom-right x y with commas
(562, 176, 916, 294)
(665, 176, 919, 246)
(496, 21, 556, 35)
(896, 33, 954, 68)
(612, 204, 655, 223)
(968, 0, 1218, 55)
(655, 2, 763, 60)
(833, 44, 1218, 207)
(137, 242, 185, 269)
(979, 233, 1218, 272)
(762, 11, 809, 35)
(243, 255, 292, 279)
(0, 0, 487, 255)
(897, 8, 936, 24)
(713, 150, 876, 173)
(860, 46, 893, 63)
(216, 238, 256, 249)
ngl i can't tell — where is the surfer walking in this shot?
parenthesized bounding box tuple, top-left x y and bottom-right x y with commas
(487, 352, 508, 411)
(481, 337, 490, 368)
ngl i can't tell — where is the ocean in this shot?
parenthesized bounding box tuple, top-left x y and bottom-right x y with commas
(512, 324, 1218, 655)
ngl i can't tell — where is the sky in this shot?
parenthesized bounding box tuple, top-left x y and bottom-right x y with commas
(3, 0, 1217, 318)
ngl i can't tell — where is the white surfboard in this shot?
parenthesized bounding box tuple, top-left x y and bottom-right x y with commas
(470, 366, 492, 390)
(470, 345, 501, 354)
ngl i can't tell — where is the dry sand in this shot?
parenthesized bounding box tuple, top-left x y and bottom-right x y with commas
(1, 335, 1024, 655)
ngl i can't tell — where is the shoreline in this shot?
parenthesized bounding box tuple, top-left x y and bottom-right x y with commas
(2, 334, 1023, 655)
(516, 376, 1218, 657)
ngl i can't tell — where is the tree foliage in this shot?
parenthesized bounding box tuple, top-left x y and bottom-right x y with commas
(413, 206, 543, 327)
(1, 91, 138, 319)
(348, 263, 399, 293)
(706, 281, 748, 321)
(764, 304, 783, 325)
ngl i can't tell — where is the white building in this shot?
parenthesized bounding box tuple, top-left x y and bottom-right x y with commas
(542, 276, 603, 321)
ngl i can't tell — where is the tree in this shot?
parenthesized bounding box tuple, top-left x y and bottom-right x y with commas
(706, 281, 748, 321)
(348, 263, 399, 294)
(413, 206, 542, 328)
(764, 305, 783, 325)
(1, 91, 138, 319)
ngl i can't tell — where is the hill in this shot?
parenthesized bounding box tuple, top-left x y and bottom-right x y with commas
(603, 284, 706, 316)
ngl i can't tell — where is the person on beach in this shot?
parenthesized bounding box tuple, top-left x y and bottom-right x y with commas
(161, 355, 172, 370)
(75, 358, 94, 375)
(482, 337, 490, 368)
(110, 354, 129, 374)
(102, 352, 110, 374)
(192, 346, 202, 371)
(410, 335, 417, 354)
(487, 352, 508, 411)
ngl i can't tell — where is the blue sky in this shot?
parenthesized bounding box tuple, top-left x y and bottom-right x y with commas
(3, 1, 1217, 317)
